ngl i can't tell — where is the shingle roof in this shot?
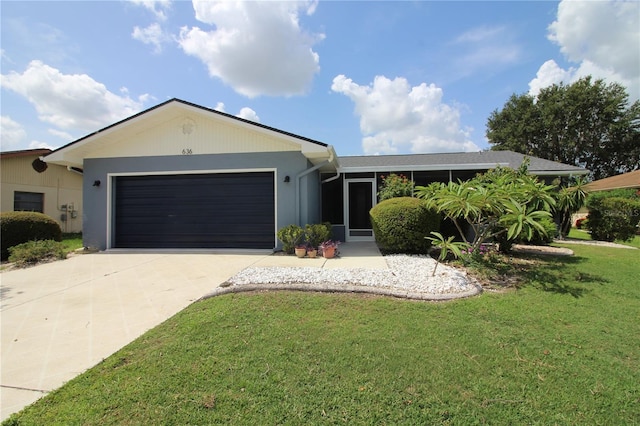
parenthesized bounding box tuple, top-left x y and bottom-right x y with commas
(583, 170, 640, 192)
(337, 150, 588, 176)
(0, 148, 52, 159)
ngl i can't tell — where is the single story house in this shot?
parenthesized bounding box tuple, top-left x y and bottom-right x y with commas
(1, 148, 83, 233)
(44, 98, 587, 251)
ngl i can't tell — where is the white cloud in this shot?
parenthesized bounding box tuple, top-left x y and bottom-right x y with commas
(237, 107, 260, 122)
(454, 25, 506, 44)
(0, 60, 148, 134)
(331, 75, 479, 155)
(528, 60, 575, 97)
(531, 0, 639, 99)
(212, 102, 259, 122)
(1, 48, 12, 64)
(129, 0, 171, 22)
(450, 25, 521, 79)
(0, 116, 27, 150)
(132, 23, 169, 53)
(179, 0, 323, 97)
(48, 128, 74, 141)
(28, 140, 55, 150)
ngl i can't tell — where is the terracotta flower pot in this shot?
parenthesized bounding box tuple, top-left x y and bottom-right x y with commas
(307, 249, 317, 258)
(322, 246, 336, 259)
(295, 247, 307, 258)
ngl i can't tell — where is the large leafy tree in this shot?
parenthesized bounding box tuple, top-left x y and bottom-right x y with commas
(487, 77, 640, 180)
(415, 163, 556, 253)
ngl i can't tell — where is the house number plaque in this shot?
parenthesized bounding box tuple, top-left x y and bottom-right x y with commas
(182, 148, 193, 155)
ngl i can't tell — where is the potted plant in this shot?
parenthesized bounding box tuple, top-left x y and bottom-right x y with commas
(294, 244, 307, 258)
(319, 240, 340, 259)
(277, 224, 304, 254)
(304, 223, 331, 254)
(306, 244, 318, 258)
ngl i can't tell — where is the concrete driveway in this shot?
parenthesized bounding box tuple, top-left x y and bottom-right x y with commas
(1, 242, 387, 421)
(0, 250, 272, 421)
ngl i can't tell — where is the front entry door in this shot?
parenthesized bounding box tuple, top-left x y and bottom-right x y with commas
(345, 179, 376, 241)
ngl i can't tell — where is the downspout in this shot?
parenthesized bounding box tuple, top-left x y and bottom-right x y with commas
(295, 146, 336, 225)
(321, 170, 341, 184)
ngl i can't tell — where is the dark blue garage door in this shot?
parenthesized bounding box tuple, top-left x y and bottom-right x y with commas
(114, 172, 275, 249)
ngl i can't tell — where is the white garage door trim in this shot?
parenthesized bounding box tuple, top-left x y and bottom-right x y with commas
(106, 168, 278, 250)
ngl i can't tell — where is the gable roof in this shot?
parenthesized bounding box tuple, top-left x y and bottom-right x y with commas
(338, 150, 588, 176)
(44, 98, 334, 168)
(583, 170, 640, 192)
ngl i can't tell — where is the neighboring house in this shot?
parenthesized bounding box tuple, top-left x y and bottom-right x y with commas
(1, 148, 83, 233)
(44, 98, 587, 251)
(583, 170, 640, 192)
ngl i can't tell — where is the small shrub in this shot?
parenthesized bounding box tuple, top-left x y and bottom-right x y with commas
(8, 240, 66, 267)
(1, 211, 62, 260)
(304, 223, 332, 250)
(370, 197, 440, 254)
(277, 224, 304, 254)
(575, 217, 587, 229)
(377, 173, 415, 201)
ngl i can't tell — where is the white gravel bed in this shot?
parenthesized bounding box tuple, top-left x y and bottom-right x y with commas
(218, 254, 480, 300)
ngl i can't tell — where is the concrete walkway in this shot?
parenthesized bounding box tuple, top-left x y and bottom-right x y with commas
(0, 242, 385, 421)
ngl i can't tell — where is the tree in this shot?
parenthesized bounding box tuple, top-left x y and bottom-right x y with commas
(415, 163, 556, 253)
(554, 176, 590, 239)
(487, 77, 640, 180)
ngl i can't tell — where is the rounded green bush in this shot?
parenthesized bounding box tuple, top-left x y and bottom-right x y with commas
(370, 197, 440, 254)
(0, 211, 62, 260)
(586, 196, 640, 242)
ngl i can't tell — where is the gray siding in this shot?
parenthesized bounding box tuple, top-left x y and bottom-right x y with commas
(83, 151, 318, 250)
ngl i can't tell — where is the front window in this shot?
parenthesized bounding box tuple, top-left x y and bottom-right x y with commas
(14, 191, 44, 213)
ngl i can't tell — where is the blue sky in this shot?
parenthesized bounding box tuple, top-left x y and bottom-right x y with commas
(2, 1, 638, 156)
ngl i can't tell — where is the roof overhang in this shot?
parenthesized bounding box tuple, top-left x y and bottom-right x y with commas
(338, 162, 511, 173)
(583, 170, 640, 191)
(532, 169, 589, 177)
(0, 148, 52, 159)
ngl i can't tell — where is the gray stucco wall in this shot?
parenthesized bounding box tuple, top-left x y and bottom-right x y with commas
(82, 151, 321, 250)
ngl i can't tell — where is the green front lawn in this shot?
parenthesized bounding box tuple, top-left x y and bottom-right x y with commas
(4, 244, 639, 425)
(568, 228, 640, 249)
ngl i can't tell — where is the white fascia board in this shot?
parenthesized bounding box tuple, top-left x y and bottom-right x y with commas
(177, 102, 327, 153)
(44, 104, 174, 167)
(531, 169, 589, 176)
(338, 162, 511, 173)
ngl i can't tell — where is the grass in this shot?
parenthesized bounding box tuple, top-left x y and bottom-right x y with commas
(567, 227, 640, 249)
(60, 232, 83, 253)
(1, 234, 83, 269)
(4, 244, 640, 425)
